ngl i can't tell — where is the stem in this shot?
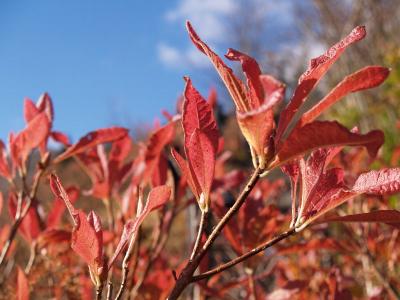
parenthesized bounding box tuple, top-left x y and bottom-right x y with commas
(103, 198, 115, 231)
(364, 247, 400, 299)
(0, 158, 47, 268)
(167, 167, 262, 299)
(24, 241, 37, 274)
(190, 211, 207, 261)
(95, 283, 104, 300)
(106, 281, 113, 300)
(0, 197, 32, 268)
(192, 228, 296, 282)
(115, 231, 139, 300)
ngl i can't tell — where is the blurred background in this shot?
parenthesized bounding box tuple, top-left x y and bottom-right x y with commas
(0, 0, 399, 156)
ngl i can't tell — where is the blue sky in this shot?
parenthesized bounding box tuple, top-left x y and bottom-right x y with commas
(0, 0, 297, 142)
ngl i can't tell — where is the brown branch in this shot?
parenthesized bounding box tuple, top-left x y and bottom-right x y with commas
(192, 228, 296, 282)
(167, 167, 263, 299)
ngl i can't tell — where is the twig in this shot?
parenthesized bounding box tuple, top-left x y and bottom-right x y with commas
(167, 167, 263, 299)
(103, 198, 115, 231)
(24, 241, 37, 274)
(363, 247, 400, 300)
(95, 282, 104, 300)
(114, 231, 139, 300)
(190, 211, 208, 261)
(106, 281, 113, 300)
(192, 228, 296, 282)
(0, 165, 46, 268)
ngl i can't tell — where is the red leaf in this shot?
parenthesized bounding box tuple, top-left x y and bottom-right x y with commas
(37, 92, 54, 124)
(54, 127, 129, 163)
(71, 211, 103, 273)
(298, 66, 390, 127)
(11, 112, 50, 169)
(0, 140, 11, 180)
(273, 121, 384, 168)
(51, 172, 103, 274)
(49, 174, 77, 223)
(108, 185, 170, 269)
(140, 121, 176, 185)
(352, 168, 400, 195)
(320, 210, 400, 229)
(23, 98, 39, 123)
(47, 186, 80, 229)
(50, 131, 71, 146)
(236, 105, 275, 166)
(276, 26, 366, 144)
(183, 77, 219, 152)
(17, 267, 29, 300)
(225, 48, 264, 108)
(186, 21, 248, 112)
(171, 148, 200, 198)
(38, 229, 71, 247)
(186, 129, 216, 209)
(8, 193, 41, 243)
(152, 152, 168, 187)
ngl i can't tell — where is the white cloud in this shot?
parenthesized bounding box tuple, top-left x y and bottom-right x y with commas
(157, 43, 181, 67)
(157, 42, 210, 69)
(166, 0, 238, 41)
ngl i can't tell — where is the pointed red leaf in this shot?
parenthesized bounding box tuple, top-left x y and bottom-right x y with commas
(186, 21, 248, 112)
(24, 98, 39, 123)
(47, 186, 79, 229)
(182, 77, 219, 152)
(37, 92, 54, 124)
(273, 121, 384, 168)
(50, 174, 78, 225)
(54, 127, 129, 163)
(298, 66, 390, 127)
(186, 129, 216, 209)
(276, 26, 366, 144)
(51, 174, 104, 273)
(171, 148, 200, 198)
(352, 168, 400, 195)
(11, 112, 50, 168)
(108, 185, 170, 269)
(17, 267, 29, 300)
(141, 121, 176, 184)
(71, 211, 103, 273)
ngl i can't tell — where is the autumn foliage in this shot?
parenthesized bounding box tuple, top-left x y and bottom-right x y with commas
(0, 21, 399, 300)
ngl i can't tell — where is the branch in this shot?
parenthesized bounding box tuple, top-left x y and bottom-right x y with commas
(192, 228, 296, 282)
(0, 163, 47, 268)
(167, 167, 263, 299)
(190, 211, 208, 261)
(114, 231, 139, 300)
